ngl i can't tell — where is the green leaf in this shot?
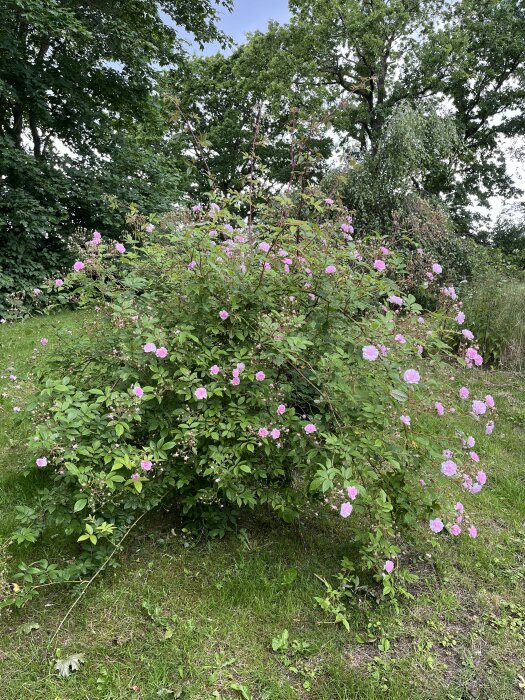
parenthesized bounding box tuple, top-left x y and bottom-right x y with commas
(390, 389, 408, 402)
(73, 499, 87, 513)
(18, 622, 40, 635)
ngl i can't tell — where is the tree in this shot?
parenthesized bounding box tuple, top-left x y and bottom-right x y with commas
(491, 203, 525, 268)
(0, 0, 232, 314)
(163, 25, 333, 200)
(324, 102, 460, 234)
(438, 0, 525, 230)
(278, 0, 525, 232)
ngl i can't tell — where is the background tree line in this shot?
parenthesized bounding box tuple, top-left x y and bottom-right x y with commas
(1, 0, 525, 316)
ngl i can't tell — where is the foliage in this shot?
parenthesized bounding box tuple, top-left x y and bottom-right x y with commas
(231, 0, 525, 232)
(162, 30, 332, 199)
(3, 192, 493, 611)
(1, 313, 522, 697)
(491, 204, 525, 269)
(323, 103, 460, 239)
(463, 270, 525, 370)
(0, 0, 232, 311)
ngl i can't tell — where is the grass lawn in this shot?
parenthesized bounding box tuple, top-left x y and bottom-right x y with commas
(1, 312, 525, 699)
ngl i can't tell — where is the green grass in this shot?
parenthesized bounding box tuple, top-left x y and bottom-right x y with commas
(1, 312, 525, 699)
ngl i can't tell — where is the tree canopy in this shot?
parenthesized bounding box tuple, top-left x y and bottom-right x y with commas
(0, 0, 232, 312)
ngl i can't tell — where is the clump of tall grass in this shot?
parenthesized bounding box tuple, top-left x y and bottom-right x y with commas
(464, 270, 525, 371)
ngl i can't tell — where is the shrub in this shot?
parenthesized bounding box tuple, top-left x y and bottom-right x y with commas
(0, 234, 70, 320)
(5, 193, 494, 609)
(491, 203, 525, 269)
(463, 270, 525, 370)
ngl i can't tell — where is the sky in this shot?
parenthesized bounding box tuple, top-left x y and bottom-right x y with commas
(182, 0, 291, 55)
(216, 0, 290, 42)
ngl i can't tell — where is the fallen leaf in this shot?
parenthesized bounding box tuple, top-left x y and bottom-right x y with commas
(55, 653, 85, 677)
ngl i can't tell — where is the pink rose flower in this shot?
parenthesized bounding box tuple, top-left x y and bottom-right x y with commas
(362, 345, 379, 361)
(485, 394, 495, 409)
(441, 460, 457, 477)
(471, 400, 486, 416)
(347, 486, 358, 500)
(429, 518, 444, 533)
(403, 369, 420, 384)
(477, 470, 487, 486)
(340, 502, 353, 518)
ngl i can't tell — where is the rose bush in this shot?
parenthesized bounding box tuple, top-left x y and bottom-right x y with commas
(5, 193, 495, 610)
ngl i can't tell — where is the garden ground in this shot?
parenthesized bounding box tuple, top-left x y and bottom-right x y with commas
(1, 312, 524, 700)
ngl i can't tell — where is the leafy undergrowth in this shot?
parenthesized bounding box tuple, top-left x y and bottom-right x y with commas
(1, 312, 525, 700)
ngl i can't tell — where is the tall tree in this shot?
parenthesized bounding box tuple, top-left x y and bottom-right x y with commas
(274, 0, 525, 232)
(0, 0, 232, 313)
(163, 25, 333, 199)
